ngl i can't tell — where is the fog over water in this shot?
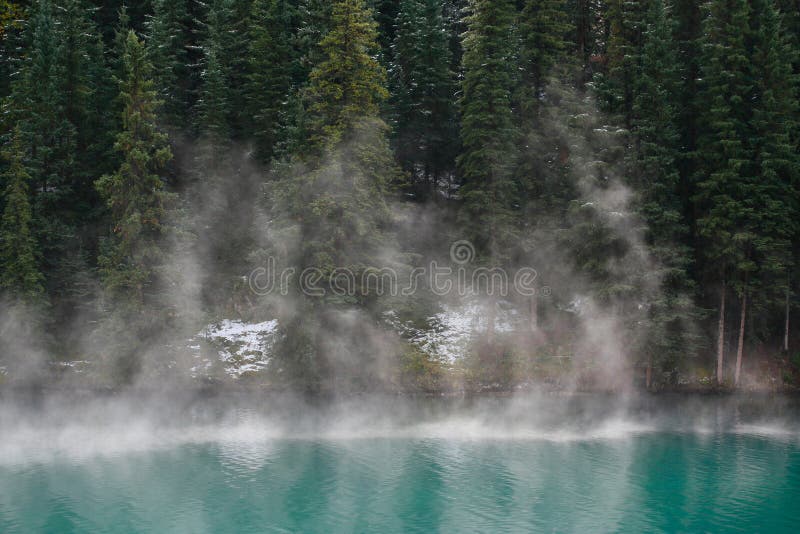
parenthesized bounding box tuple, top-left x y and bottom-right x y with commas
(2, 390, 799, 465)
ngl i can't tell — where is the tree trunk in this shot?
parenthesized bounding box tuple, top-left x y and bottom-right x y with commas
(785, 279, 791, 353)
(717, 281, 726, 385)
(486, 298, 496, 346)
(734, 291, 747, 387)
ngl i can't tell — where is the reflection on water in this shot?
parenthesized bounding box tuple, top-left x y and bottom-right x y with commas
(1, 394, 799, 532)
(1, 433, 799, 533)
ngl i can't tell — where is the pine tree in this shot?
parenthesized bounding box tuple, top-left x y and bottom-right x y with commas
(246, 0, 295, 163)
(694, 0, 755, 385)
(0, 133, 44, 301)
(457, 0, 519, 260)
(287, 0, 399, 273)
(60, 0, 114, 207)
(369, 0, 400, 62)
(272, 0, 402, 391)
(514, 0, 571, 222)
(9, 0, 75, 206)
(632, 0, 700, 386)
(598, 0, 647, 123)
(146, 0, 193, 128)
(296, 0, 332, 78)
(197, 0, 234, 144)
(6, 0, 80, 303)
(735, 0, 799, 384)
(518, 0, 570, 116)
(96, 31, 174, 307)
(0, 0, 24, 100)
(390, 0, 458, 199)
(305, 0, 389, 150)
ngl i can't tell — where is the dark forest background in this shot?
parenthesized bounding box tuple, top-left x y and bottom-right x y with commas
(1, 0, 800, 391)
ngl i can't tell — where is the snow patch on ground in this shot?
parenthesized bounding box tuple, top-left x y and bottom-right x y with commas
(386, 303, 518, 364)
(192, 320, 279, 378)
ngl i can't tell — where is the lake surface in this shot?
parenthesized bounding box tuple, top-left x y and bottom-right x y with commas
(1, 393, 799, 533)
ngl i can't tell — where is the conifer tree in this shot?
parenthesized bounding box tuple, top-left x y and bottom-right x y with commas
(10, 0, 75, 205)
(598, 0, 647, 123)
(632, 0, 700, 386)
(60, 0, 114, 204)
(733, 0, 799, 385)
(305, 0, 389, 149)
(146, 0, 193, 128)
(391, 0, 458, 198)
(517, 0, 569, 116)
(272, 0, 402, 391)
(289, 0, 399, 273)
(0, 133, 44, 301)
(296, 0, 332, 78)
(514, 0, 571, 222)
(694, 0, 755, 384)
(0, 0, 24, 100)
(246, 0, 295, 163)
(457, 0, 519, 260)
(197, 0, 234, 145)
(96, 31, 174, 307)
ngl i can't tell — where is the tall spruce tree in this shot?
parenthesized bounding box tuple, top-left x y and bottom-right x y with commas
(734, 0, 799, 384)
(197, 0, 235, 145)
(457, 0, 518, 259)
(390, 0, 458, 199)
(598, 0, 647, 124)
(246, 0, 295, 163)
(272, 0, 402, 390)
(96, 31, 174, 308)
(146, 0, 193, 129)
(290, 0, 399, 274)
(0, 133, 44, 301)
(305, 0, 388, 149)
(518, 0, 570, 116)
(457, 0, 519, 349)
(514, 0, 571, 207)
(694, 0, 759, 385)
(632, 0, 700, 387)
(0, 0, 24, 100)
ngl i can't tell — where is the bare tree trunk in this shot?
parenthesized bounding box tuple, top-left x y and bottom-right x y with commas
(529, 295, 538, 333)
(487, 298, 496, 346)
(785, 278, 791, 353)
(717, 281, 726, 385)
(734, 291, 748, 387)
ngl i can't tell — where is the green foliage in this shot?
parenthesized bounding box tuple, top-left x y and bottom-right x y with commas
(695, 0, 797, 305)
(457, 0, 519, 262)
(694, 0, 755, 287)
(597, 0, 647, 121)
(246, 0, 295, 162)
(279, 0, 399, 286)
(146, 0, 193, 128)
(517, 0, 570, 116)
(0, 133, 44, 301)
(399, 343, 444, 391)
(390, 0, 459, 199)
(3, 0, 107, 307)
(305, 0, 389, 150)
(95, 31, 174, 308)
(1, 0, 799, 389)
(632, 0, 702, 362)
(0, 0, 25, 99)
(197, 0, 252, 142)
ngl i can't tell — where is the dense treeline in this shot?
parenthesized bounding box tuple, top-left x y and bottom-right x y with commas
(0, 0, 798, 389)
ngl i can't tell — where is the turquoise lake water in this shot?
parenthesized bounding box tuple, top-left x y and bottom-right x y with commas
(1, 394, 799, 533)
